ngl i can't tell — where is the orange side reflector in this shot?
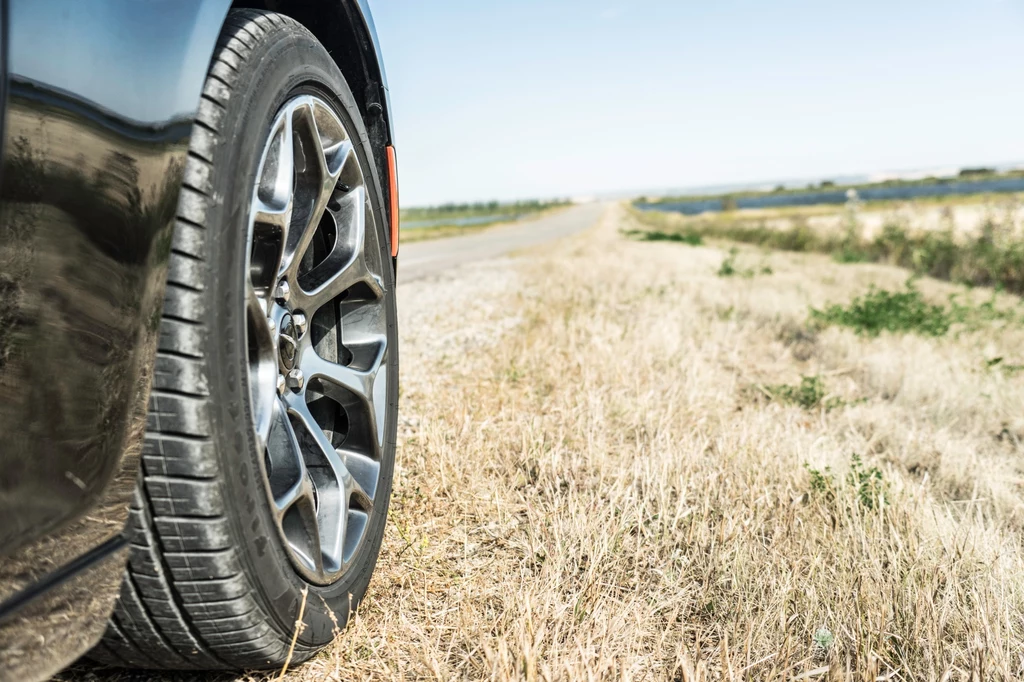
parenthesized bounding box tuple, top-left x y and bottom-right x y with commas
(387, 145, 399, 258)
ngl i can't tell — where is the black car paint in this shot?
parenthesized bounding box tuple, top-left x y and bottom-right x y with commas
(0, 1, 393, 679)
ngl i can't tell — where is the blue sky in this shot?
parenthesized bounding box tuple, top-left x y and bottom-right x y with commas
(371, 1, 1024, 206)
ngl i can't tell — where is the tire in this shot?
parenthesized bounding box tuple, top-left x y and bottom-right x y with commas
(88, 9, 399, 670)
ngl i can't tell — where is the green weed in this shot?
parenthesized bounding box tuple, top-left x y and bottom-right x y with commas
(763, 375, 844, 410)
(811, 280, 1020, 337)
(848, 454, 887, 510)
(717, 248, 770, 278)
(947, 290, 1020, 330)
(717, 248, 739, 276)
(985, 356, 1024, 374)
(805, 455, 887, 510)
(805, 463, 835, 502)
(810, 280, 952, 337)
(813, 628, 836, 660)
(622, 228, 703, 246)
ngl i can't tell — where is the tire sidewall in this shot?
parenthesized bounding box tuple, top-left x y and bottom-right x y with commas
(202, 23, 398, 646)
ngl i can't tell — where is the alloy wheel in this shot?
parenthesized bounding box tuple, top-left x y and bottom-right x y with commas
(245, 94, 389, 585)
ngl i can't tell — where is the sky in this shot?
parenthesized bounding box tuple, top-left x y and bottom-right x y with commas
(369, 0, 1024, 206)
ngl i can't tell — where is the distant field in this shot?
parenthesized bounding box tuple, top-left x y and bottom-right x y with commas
(400, 199, 570, 242)
(629, 194, 1024, 294)
(639, 169, 1024, 210)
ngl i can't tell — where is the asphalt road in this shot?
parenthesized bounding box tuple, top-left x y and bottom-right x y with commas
(397, 202, 607, 284)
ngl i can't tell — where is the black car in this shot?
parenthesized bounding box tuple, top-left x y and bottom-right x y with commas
(0, 1, 399, 678)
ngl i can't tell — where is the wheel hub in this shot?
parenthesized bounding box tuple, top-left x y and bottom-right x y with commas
(277, 311, 298, 372)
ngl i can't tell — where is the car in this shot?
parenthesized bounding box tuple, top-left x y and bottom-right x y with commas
(0, 1, 399, 678)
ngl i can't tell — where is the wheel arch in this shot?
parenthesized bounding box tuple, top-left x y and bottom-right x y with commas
(231, 0, 396, 234)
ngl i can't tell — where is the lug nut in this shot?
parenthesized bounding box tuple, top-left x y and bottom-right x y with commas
(273, 279, 291, 303)
(277, 374, 287, 396)
(286, 368, 304, 392)
(292, 311, 307, 337)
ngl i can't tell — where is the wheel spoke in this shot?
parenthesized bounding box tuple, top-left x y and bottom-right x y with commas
(342, 510, 369, 566)
(291, 187, 384, 311)
(300, 343, 386, 456)
(285, 398, 362, 568)
(308, 465, 345, 572)
(251, 113, 295, 283)
(337, 448, 379, 504)
(300, 100, 353, 183)
(255, 113, 295, 214)
(289, 395, 374, 500)
(283, 104, 354, 279)
(265, 399, 324, 575)
(246, 285, 272, 343)
(281, 491, 324, 576)
(266, 398, 308, 510)
(253, 196, 293, 232)
(247, 286, 277, 450)
(301, 346, 374, 405)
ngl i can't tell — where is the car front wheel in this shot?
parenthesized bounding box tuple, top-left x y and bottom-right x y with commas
(88, 9, 398, 670)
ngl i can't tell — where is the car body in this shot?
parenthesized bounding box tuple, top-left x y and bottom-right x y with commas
(0, 2, 395, 679)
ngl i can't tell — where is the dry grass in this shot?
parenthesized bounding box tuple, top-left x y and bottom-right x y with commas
(260, 205, 1024, 680)
(71, 205, 1024, 681)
